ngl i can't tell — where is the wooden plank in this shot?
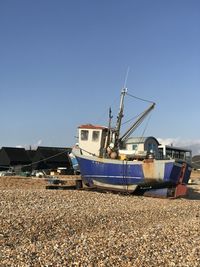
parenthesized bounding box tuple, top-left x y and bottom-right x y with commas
(46, 185, 76, 190)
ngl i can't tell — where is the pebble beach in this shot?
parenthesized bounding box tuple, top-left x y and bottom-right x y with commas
(1, 176, 200, 266)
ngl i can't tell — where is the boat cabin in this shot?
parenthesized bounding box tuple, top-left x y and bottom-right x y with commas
(78, 125, 161, 160)
(119, 136, 160, 159)
(78, 124, 108, 157)
(158, 145, 192, 162)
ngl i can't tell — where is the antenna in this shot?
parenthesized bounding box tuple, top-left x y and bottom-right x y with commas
(123, 67, 130, 88)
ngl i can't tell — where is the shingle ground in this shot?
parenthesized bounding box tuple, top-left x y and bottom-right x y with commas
(1, 176, 200, 266)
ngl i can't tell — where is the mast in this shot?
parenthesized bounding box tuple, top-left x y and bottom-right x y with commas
(106, 107, 113, 146)
(114, 88, 127, 150)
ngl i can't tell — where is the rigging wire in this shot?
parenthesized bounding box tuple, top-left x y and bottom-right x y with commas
(140, 113, 152, 138)
(121, 90, 155, 127)
(95, 93, 120, 125)
(126, 114, 152, 157)
(122, 111, 146, 126)
(136, 114, 152, 151)
(126, 92, 155, 104)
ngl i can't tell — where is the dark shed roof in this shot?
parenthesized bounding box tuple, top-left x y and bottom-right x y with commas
(0, 147, 31, 166)
(32, 146, 72, 170)
(26, 150, 37, 161)
(37, 146, 71, 162)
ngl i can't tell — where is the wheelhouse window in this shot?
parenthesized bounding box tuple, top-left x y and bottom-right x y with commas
(132, 144, 138, 150)
(81, 130, 89, 141)
(92, 131, 100, 142)
(148, 143, 156, 152)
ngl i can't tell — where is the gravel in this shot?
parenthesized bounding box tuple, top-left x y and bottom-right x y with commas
(1, 176, 200, 266)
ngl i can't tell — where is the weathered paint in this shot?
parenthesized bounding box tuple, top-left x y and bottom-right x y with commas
(73, 147, 192, 193)
(142, 160, 166, 181)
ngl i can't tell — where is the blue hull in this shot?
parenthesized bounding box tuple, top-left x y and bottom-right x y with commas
(75, 153, 192, 192)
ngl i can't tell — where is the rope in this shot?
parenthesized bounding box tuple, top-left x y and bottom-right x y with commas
(25, 150, 70, 167)
(122, 160, 129, 194)
(78, 147, 97, 157)
(0, 150, 71, 170)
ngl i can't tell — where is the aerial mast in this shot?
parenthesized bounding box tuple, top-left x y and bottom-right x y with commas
(114, 87, 127, 150)
(113, 68, 129, 152)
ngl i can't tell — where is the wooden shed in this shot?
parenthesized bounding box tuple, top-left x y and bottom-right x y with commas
(31, 146, 73, 173)
(0, 147, 31, 171)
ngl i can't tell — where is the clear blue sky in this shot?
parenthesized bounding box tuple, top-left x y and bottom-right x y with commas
(0, 0, 200, 151)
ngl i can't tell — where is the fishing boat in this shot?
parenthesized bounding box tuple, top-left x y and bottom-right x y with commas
(73, 88, 192, 196)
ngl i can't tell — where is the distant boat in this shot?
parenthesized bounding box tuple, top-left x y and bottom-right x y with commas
(73, 88, 192, 194)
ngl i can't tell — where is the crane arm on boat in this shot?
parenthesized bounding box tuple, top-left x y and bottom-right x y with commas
(119, 102, 155, 144)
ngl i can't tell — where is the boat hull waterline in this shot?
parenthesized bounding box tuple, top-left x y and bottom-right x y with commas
(74, 149, 192, 193)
